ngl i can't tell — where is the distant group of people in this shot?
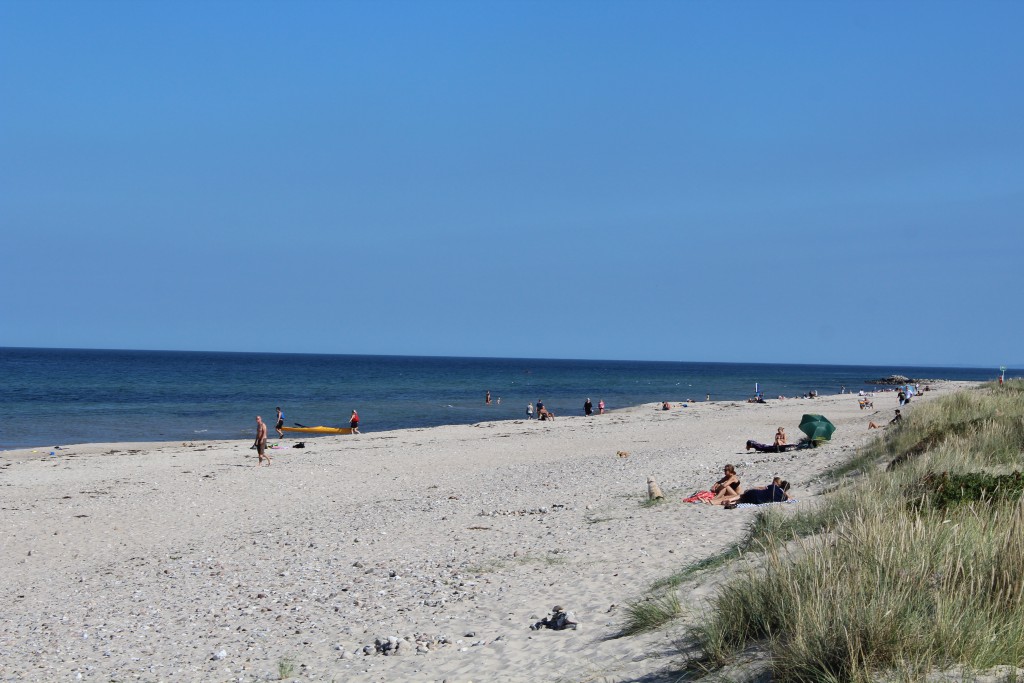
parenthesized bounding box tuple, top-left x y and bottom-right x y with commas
(251, 405, 360, 466)
(695, 385, 919, 504)
(522, 397, 606, 421)
(524, 400, 553, 420)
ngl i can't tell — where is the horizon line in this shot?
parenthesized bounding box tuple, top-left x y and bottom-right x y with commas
(0, 345, 1014, 372)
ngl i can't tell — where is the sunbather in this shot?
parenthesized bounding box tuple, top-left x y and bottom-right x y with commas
(746, 439, 801, 453)
(720, 478, 791, 507)
(712, 465, 740, 494)
(697, 465, 743, 505)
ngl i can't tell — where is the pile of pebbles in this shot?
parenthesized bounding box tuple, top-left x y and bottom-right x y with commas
(478, 503, 567, 517)
(340, 631, 496, 658)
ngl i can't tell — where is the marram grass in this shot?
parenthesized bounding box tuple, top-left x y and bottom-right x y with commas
(621, 591, 682, 636)
(693, 383, 1024, 681)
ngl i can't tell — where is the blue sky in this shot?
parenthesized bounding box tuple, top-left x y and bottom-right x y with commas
(1, 0, 1021, 368)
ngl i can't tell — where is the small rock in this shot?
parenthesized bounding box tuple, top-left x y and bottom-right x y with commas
(211, 650, 227, 661)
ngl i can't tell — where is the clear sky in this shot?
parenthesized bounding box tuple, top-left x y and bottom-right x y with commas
(1, 0, 1021, 368)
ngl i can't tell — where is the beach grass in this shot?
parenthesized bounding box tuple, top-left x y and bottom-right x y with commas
(620, 592, 682, 636)
(277, 657, 295, 679)
(691, 381, 1024, 681)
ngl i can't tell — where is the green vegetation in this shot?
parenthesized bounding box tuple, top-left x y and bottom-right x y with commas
(917, 471, 1024, 510)
(278, 658, 295, 679)
(690, 382, 1024, 681)
(649, 548, 740, 592)
(621, 592, 682, 636)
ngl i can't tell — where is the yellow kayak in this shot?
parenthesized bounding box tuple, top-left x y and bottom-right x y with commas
(281, 426, 352, 435)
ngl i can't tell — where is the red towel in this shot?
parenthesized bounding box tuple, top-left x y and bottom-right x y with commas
(683, 490, 714, 503)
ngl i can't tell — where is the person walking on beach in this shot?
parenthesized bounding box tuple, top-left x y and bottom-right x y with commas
(350, 409, 360, 434)
(598, 399, 605, 414)
(254, 416, 270, 467)
(275, 406, 285, 439)
(584, 398, 593, 416)
(527, 403, 534, 419)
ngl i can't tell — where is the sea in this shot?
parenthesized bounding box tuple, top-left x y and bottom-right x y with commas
(0, 347, 1009, 450)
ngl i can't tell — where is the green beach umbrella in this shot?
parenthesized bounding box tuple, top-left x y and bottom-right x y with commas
(799, 414, 836, 442)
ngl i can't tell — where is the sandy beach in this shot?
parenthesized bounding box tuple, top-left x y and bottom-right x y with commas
(0, 383, 973, 682)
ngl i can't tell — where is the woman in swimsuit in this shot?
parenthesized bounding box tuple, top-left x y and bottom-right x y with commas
(705, 465, 742, 505)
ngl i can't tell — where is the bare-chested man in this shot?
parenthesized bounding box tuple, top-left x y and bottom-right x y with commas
(254, 416, 270, 467)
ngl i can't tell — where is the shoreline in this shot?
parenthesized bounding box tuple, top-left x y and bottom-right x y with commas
(4, 345, 1001, 453)
(0, 387, 922, 456)
(0, 381, 977, 681)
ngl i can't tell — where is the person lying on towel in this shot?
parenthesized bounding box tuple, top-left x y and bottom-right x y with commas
(720, 478, 791, 507)
(745, 439, 800, 453)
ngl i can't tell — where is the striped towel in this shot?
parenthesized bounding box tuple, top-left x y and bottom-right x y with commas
(735, 499, 799, 509)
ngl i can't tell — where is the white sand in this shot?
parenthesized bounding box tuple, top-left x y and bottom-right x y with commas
(0, 383, 972, 682)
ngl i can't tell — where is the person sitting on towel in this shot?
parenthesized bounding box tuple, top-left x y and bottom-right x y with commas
(704, 465, 742, 505)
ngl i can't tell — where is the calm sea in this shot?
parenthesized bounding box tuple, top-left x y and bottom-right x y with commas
(0, 347, 1007, 450)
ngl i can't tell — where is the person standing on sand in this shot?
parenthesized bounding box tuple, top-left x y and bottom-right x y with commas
(275, 406, 284, 439)
(584, 398, 593, 416)
(350, 409, 360, 433)
(598, 399, 605, 414)
(254, 416, 270, 467)
(527, 403, 534, 419)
